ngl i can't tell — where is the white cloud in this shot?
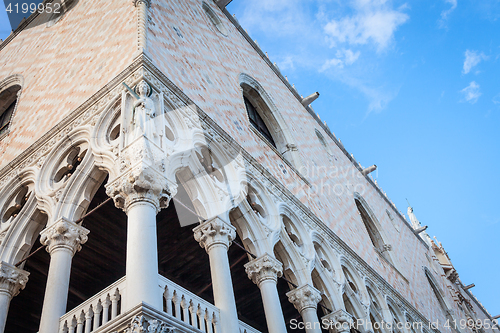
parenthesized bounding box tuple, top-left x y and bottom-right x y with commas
(493, 93, 500, 105)
(320, 58, 344, 71)
(441, 0, 457, 21)
(460, 81, 481, 104)
(342, 49, 361, 65)
(320, 49, 361, 71)
(323, 0, 409, 51)
(463, 50, 488, 74)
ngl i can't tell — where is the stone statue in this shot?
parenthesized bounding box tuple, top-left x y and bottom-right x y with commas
(132, 80, 157, 141)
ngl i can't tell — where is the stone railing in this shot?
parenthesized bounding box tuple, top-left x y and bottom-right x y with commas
(239, 320, 262, 333)
(159, 275, 220, 333)
(59, 275, 261, 333)
(59, 277, 125, 333)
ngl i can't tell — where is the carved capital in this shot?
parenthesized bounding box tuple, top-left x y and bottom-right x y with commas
(40, 218, 89, 255)
(125, 314, 175, 333)
(105, 168, 171, 213)
(193, 217, 236, 253)
(286, 284, 322, 313)
(322, 309, 354, 333)
(0, 261, 29, 299)
(244, 253, 283, 286)
(132, 0, 151, 7)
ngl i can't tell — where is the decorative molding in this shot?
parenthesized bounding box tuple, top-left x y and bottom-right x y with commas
(0, 261, 29, 298)
(193, 217, 236, 253)
(133, 0, 151, 53)
(322, 309, 354, 333)
(244, 253, 283, 286)
(39, 218, 89, 255)
(124, 314, 175, 333)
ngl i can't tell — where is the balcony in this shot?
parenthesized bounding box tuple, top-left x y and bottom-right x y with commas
(59, 275, 261, 333)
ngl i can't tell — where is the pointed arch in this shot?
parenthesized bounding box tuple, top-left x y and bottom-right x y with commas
(0, 74, 23, 140)
(354, 193, 395, 265)
(239, 73, 303, 170)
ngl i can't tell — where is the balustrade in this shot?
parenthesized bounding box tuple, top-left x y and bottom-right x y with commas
(58, 275, 261, 333)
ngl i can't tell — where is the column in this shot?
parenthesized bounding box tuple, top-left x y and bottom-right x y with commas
(133, 0, 151, 54)
(106, 170, 167, 311)
(286, 284, 323, 333)
(125, 199, 161, 309)
(322, 309, 354, 333)
(0, 262, 29, 333)
(39, 218, 89, 333)
(193, 217, 239, 333)
(244, 253, 287, 333)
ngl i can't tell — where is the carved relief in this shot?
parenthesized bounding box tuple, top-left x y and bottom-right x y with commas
(0, 261, 29, 298)
(40, 218, 89, 255)
(286, 284, 322, 313)
(124, 314, 174, 333)
(193, 217, 236, 252)
(244, 253, 283, 286)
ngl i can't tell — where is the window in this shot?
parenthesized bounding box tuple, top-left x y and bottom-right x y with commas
(315, 129, 332, 156)
(202, 2, 228, 36)
(239, 74, 304, 170)
(244, 96, 276, 147)
(0, 84, 21, 137)
(354, 195, 394, 264)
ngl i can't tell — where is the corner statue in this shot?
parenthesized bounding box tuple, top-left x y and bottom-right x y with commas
(132, 80, 158, 141)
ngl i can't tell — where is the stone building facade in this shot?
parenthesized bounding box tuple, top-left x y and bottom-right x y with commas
(0, 1, 497, 333)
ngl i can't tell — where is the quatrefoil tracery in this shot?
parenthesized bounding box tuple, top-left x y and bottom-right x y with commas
(1, 185, 32, 224)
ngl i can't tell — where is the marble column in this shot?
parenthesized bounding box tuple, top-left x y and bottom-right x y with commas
(245, 253, 287, 333)
(106, 169, 169, 311)
(38, 218, 89, 333)
(287, 284, 323, 333)
(193, 217, 239, 333)
(0, 262, 29, 333)
(322, 309, 354, 333)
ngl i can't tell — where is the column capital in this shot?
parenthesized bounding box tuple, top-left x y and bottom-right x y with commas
(286, 284, 322, 313)
(244, 253, 283, 286)
(40, 218, 89, 255)
(322, 309, 354, 333)
(0, 261, 29, 299)
(133, 0, 151, 7)
(193, 217, 236, 253)
(105, 168, 171, 213)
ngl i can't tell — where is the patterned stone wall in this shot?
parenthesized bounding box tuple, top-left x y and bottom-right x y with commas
(0, 0, 494, 331)
(146, 0, 494, 328)
(0, 0, 136, 169)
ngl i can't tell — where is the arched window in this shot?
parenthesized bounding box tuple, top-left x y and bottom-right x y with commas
(0, 83, 21, 137)
(239, 74, 304, 170)
(354, 194, 393, 264)
(202, 2, 228, 36)
(244, 96, 276, 147)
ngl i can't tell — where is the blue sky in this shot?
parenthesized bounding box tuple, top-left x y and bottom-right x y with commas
(1, 0, 499, 316)
(226, 0, 500, 316)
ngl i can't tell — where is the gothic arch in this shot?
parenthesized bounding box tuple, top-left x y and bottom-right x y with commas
(365, 281, 391, 333)
(340, 259, 368, 323)
(386, 297, 408, 333)
(238, 73, 303, 170)
(0, 169, 47, 265)
(0, 74, 24, 139)
(353, 193, 395, 265)
(423, 267, 459, 331)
